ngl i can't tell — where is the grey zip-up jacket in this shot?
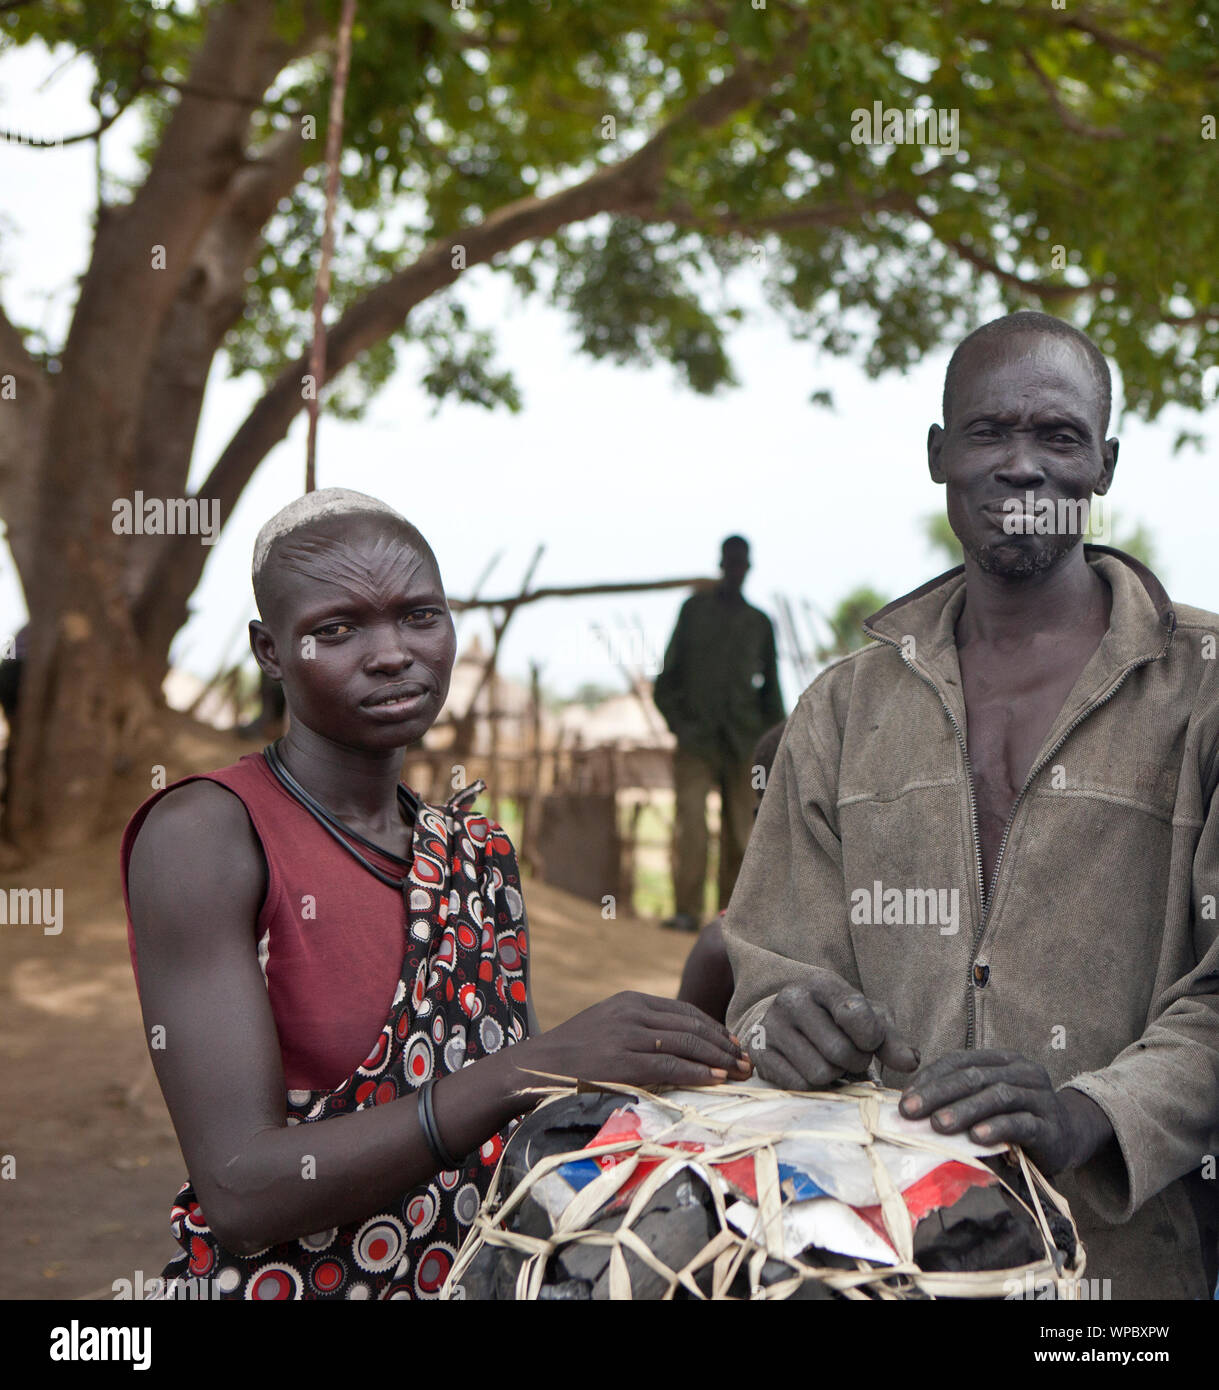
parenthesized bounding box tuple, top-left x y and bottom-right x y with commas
(724, 548, 1219, 1299)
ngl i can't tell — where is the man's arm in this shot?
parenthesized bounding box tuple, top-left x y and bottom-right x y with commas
(1058, 908, 1219, 1220)
(724, 702, 918, 1081)
(652, 598, 692, 741)
(725, 700, 856, 1032)
(758, 614, 786, 728)
(902, 756, 1219, 1205)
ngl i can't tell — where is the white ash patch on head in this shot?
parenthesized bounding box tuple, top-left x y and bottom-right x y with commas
(251, 488, 407, 587)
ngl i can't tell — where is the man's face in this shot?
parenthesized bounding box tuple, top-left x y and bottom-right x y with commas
(251, 514, 456, 750)
(721, 547, 750, 589)
(928, 333, 1118, 580)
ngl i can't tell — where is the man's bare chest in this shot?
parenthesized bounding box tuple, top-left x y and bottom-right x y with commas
(959, 646, 1096, 882)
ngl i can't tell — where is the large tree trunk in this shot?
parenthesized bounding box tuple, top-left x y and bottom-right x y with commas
(127, 126, 309, 692)
(0, 308, 49, 599)
(5, 0, 309, 848)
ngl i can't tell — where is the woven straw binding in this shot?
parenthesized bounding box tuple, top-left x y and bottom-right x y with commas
(443, 1079, 1086, 1301)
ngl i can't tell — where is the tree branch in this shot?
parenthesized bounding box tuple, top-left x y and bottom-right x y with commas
(915, 202, 1218, 326)
(1051, 10, 1175, 68)
(196, 51, 792, 516)
(630, 188, 921, 236)
(1018, 47, 1126, 141)
(25, 0, 329, 706)
(138, 70, 267, 108)
(0, 298, 41, 382)
(0, 98, 130, 148)
(940, 235, 1092, 302)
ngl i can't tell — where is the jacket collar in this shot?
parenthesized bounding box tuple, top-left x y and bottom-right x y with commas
(861, 546, 1177, 731)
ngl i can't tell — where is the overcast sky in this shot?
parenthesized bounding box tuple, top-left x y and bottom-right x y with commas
(3, 38, 1217, 708)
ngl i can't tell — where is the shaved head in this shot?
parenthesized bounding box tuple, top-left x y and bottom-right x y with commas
(252, 489, 440, 628)
(943, 311, 1112, 436)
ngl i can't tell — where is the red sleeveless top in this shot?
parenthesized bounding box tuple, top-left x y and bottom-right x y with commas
(120, 753, 411, 1092)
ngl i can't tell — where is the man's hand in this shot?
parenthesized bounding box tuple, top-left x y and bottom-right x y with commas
(899, 1049, 1114, 1174)
(749, 970, 920, 1089)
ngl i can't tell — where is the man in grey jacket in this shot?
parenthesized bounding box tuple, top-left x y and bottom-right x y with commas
(724, 311, 1219, 1299)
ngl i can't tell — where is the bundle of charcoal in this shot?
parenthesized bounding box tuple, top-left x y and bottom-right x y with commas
(445, 1082, 1084, 1301)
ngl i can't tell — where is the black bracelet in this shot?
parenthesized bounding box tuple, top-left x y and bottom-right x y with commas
(418, 1078, 461, 1171)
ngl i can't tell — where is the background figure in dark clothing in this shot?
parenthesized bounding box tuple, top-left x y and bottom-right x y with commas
(0, 624, 28, 805)
(654, 537, 784, 932)
(677, 719, 787, 1022)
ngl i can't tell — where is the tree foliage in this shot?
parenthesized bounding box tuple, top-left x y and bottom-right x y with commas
(7, 1, 1219, 423)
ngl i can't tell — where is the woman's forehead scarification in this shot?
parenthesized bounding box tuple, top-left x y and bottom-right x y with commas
(276, 531, 438, 607)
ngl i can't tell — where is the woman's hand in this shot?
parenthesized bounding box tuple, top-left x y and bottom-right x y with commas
(505, 991, 752, 1099)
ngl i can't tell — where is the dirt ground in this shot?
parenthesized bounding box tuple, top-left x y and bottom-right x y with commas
(0, 718, 695, 1300)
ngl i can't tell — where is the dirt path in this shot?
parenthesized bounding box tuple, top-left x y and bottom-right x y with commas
(0, 725, 694, 1300)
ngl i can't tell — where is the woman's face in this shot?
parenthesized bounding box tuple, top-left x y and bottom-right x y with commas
(253, 513, 456, 752)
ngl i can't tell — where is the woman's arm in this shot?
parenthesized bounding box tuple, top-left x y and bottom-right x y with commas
(128, 781, 526, 1254)
(129, 783, 748, 1256)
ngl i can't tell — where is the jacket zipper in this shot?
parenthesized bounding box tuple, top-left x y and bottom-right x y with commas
(868, 631, 1170, 1048)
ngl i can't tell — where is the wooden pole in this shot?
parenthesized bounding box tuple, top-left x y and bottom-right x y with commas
(451, 545, 545, 758)
(487, 670, 501, 824)
(519, 661, 543, 871)
(449, 574, 712, 613)
(304, 0, 357, 494)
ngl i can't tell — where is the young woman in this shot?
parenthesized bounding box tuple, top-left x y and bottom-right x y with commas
(122, 489, 750, 1300)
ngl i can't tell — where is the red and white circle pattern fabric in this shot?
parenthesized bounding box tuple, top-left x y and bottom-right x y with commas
(188, 1235, 213, 1277)
(405, 1032, 434, 1085)
(443, 1024, 467, 1073)
(356, 1030, 390, 1077)
(246, 1264, 303, 1300)
(157, 793, 531, 1299)
(353, 1216, 407, 1273)
(413, 1242, 456, 1299)
(453, 1183, 481, 1228)
(405, 1186, 439, 1239)
(299, 1227, 337, 1252)
(309, 1259, 345, 1296)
